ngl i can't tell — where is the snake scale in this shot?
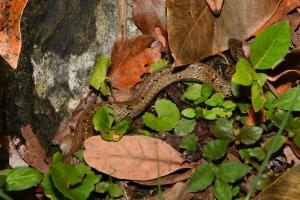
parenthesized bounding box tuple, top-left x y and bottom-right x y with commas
(55, 39, 243, 155)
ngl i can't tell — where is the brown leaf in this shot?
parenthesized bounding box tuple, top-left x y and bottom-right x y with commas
(109, 35, 162, 92)
(0, 0, 28, 68)
(246, 107, 266, 125)
(133, 0, 167, 38)
(286, 140, 300, 160)
(205, 0, 224, 15)
(255, 0, 300, 34)
(83, 135, 192, 181)
(256, 164, 300, 200)
(167, 0, 281, 66)
(20, 125, 50, 173)
(276, 82, 292, 95)
(284, 146, 300, 165)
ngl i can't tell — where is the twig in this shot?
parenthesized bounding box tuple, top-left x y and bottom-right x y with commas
(117, 0, 127, 42)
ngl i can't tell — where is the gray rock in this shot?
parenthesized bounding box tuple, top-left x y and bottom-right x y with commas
(1, 0, 140, 152)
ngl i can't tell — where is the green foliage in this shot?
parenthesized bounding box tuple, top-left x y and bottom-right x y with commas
(174, 118, 196, 136)
(215, 162, 250, 184)
(239, 147, 265, 162)
(149, 59, 169, 73)
(182, 83, 202, 101)
(250, 21, 291, 70)
(239, 126, 263, 145)
(108, 183, 123, 198)
(93, 107, 132, 141)
(251, 83, 264, 112)
(232, 58, 253, 86)
(0, 167, 42, 191)
(263, 135, 286, 154)
(188, 162, 215, 192)
(202, 139, 229, 160)
(213, 179, 232, 200)
(205, 92, 225, 107)
(181, 108, 196, 118)
(211, 118, 236, 141)
(179, 135, 199, 151)
(277, 86, 300, 111)
(143, 99, 180, 131)
(89, 56, 111, 95)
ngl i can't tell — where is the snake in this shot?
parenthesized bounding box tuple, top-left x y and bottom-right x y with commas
(55, 39, 244, 155)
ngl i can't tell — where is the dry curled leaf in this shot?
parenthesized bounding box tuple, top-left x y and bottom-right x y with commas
(133, 0, 167, 38)
(20, 125, 50, 173)
(83, 135, 192, 181)
(256, 164, 300, 200)
(167, 0, 281, 66)
(0, 0, 28, 68)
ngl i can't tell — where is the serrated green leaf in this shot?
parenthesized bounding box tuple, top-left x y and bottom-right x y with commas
(239, 126, 263, 145)
(250, 21, 291, 69)
(203, 139, 229, 160)
(213, 179, 232, 200)
(251, 82, 264, 112)
(188, 162, 214, 192)
(277, 86, 300, 111)
(143, 99, 180, 131)
(216, 162, 250, 183)
(108, 184, 123, 198)
(211, 118, 235, 141)
(232, 58, 253, 86)
(179, 135, 199, 151)
(89, 56, 111, 93)
(263, 135, 286, 154)
(1, 167, 42, 191)
(181, 108, 196, 118)
(174, 118, 196, 136)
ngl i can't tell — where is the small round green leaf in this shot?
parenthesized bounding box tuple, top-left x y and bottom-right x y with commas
(108, 184, 123, 198)
(211, 118, 235, 141)
(188, 162, 214, 192)
(239, 126, 263, 145)
(174, 118, 196, 136)
(216, 162, 250, 183)
(213, 179, 232, 200)
(179, 135, 199, 151)
(203, 139, 229, 160)
(181, 108, 196, 118)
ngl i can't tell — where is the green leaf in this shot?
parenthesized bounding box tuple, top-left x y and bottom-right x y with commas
(232, 58, 253, 86)
(293, 134, 300, 148)
(211, 118, 235, 141)
(150, 59, 169, 73)
(256, 73, 268, 87)
(203, 109, 217, 120)
(205, 93, 225, 107)
(222, 100, 236, 110)
(188, 162, 214, 192)
(201, 83, 213, 98)
(195, 107, 204, 119)
(74, 150, 84, 162)
(182, 83, 202, 101)
(264, 91, 277, 110)
(270, 110, 293, 130)
(89, 56, 111, 94)
(239, 126, 263, 145)
(251, 82, 264, 112)
(143, 99, 180, 131)
(41, 172, 62, 200)
(263, 135, 286, 154)
(52, 152, 64, 163)
(108, 184, 123, 198)
(203, 139, 229, 160)
(1, 167, 42, 191)
(213, 179, 232, 200)
(0, 175, 6, 187)
(94, 182, 110, 193)
(111, 117, 132, 139)
(174, 118, 196, 136)
(216, 162, 250, 183)
(277, 86, 300, 111)
(239, 147, 265, 162)
(0, 191, 12, 200)
(232, 186, 240, 197)
(181, 108, 196, 118)
(179, 135, 199, 151)
(93, 107, 115, 133)
(250, 21, 291, 69)
(238, 102, 250, 114)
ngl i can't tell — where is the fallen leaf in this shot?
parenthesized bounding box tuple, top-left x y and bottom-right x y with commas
(20, 125, 50, 173)
(167, 0, 281, 66)
(109, 35, 161, 93)
(255, 0, 300, 34)
(286, 140, 300, 160)
(276, 82, 292, 95)
(267, 70, 300, 82)
(205, 0, 224, 15)
(283, 145, 300, 165)
(146, 182, 193, 200)
(7, 136, 28, 168)
(83, 135, 192, 181)
(132, 0, 167, 38)
(246, 107, 266, 125)
(0, 0, 28, 68)
(256, 164, 300, 200)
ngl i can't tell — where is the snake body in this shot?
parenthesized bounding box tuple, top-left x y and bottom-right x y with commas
(56, 63, 232, 154)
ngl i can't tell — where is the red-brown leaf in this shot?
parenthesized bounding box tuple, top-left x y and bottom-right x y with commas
(167, 0, 281, 66)
(133, 0, 167, 38)
(0, 0, 28, 68)
(83, 135, 192, 181)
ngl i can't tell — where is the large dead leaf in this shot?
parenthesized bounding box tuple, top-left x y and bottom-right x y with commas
(20, 125, 50, 173)
(0, 0, 28, 68)
(83, 135, 192, 181)
(133, 0, 167, 38)
(256, 164, 300, 200)
(109, 35, 161, 91)
(167, 0, 281, 66)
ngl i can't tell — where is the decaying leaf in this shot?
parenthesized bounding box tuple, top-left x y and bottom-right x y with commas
(20, 125, 50, 173)
(167, 0, 281, 66)
(83, 135, 192, 181)
(133, 0, 167, 38)
(284, 146, 300, 165)
(246, 107, 266, 125)
(256, 164, 300, 200)
(205, 0, 224, 15)
(0, 0, 28, 68)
